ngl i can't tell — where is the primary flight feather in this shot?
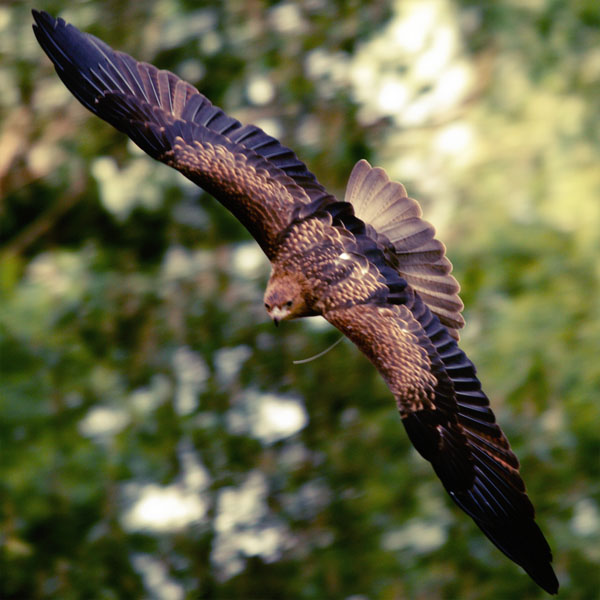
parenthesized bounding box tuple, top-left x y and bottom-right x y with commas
(32, 10, 558, 594)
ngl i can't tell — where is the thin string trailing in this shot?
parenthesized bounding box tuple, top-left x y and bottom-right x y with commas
(293, 336, 344, 365)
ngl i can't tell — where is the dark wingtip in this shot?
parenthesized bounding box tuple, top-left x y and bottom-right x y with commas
(528, 562, 559, 595)
(32, 9, 57, 29)
(472, 510, 559, 594)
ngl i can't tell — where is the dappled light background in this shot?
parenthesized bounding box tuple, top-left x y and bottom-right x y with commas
(2, 1, 599, 598)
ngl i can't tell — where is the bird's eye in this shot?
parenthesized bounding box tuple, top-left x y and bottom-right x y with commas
(264, 303, 271, 310)
(285, 300, 293, 307)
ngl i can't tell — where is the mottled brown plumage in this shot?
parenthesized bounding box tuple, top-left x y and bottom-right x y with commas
(32, 10, 558, 594)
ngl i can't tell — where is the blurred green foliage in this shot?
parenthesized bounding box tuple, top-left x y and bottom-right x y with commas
(1, 1, 599, 599)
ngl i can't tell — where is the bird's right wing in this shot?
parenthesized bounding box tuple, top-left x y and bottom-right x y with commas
(323, 291, 558, 594)
(32, 10, 334, 258)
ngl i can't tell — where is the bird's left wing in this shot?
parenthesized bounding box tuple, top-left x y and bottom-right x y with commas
(32, 10, 333, 257)
(324, 292, 558, 594)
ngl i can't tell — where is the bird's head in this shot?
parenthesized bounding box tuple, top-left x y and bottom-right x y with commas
(263, 270, 311, 326)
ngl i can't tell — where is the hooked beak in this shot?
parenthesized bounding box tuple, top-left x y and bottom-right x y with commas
(269, 306, 289, 327)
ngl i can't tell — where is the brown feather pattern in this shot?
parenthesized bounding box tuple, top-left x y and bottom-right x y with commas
(167, 135, 306, 256)
(326, 304, 439, 414)
(32, 10, 558, 594)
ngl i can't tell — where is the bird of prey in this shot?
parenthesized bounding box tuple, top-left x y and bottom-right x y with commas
(33, 10, 558, 594)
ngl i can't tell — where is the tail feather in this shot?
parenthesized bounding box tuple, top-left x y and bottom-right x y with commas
(346, 160, 465, 338)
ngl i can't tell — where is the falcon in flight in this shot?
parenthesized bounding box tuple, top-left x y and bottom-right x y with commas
(33, 10, 558, 594)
